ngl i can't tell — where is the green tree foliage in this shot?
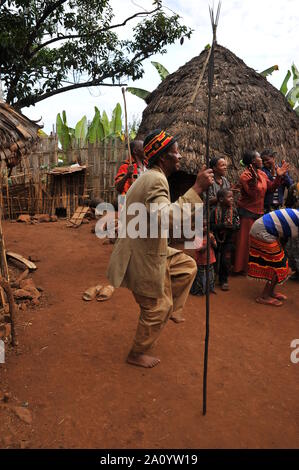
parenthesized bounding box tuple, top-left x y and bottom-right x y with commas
(0, 0, 191, 109)
(127, 61, 170, 101)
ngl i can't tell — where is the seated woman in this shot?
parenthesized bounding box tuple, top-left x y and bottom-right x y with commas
(234, 150, 289, 274)
(248, 208, 299, 306)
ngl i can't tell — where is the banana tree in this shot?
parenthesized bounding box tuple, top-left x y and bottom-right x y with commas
(87, 103, 124, 141)
(56, 111, 75, 152)
(56, 103, 129, 151)
(261, 63, 299, 115)
(127, 61, 170, 102)
(280, 64, 299, 115)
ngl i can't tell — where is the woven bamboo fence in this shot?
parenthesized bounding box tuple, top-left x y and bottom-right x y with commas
(65, 137, 126, 204)
(1, 135, 127, 218)
(0, 135, 57, 218)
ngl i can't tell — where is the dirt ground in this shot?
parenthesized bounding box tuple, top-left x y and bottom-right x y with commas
(0, 220, 298, 449)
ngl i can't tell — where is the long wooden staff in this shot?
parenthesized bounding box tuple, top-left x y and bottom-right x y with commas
(121, 87, 132, 164)
(203, 2, 221, 416)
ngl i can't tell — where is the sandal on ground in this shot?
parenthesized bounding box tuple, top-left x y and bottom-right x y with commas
(96, 285, 115, 301)
(221, 283, 230, 291)
(272, 292, 287, 301)
(255, 296, 282, 307)
(82, 284, 103, 301)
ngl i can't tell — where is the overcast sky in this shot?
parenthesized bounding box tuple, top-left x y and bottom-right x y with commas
(24, 0, 299, 133)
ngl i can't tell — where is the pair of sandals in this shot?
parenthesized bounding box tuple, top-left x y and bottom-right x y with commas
(82, 284, 114, 302)
(256, 292, 287, 307)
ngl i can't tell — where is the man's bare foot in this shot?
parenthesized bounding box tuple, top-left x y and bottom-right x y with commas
(127, 352, 160, 368)
(170, 315, 185, 323)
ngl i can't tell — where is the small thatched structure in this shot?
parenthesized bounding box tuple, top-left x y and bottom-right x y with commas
(138, 44, 299, 197)
(0, 101, 41, 175)
(45, 165, 87, 218)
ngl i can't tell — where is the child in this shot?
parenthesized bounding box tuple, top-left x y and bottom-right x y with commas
(190, 219, 217, 296)
(211, 189, 240, 291)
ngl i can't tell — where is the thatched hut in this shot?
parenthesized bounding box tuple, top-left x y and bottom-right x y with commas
(137, 45, 299, 199)
(0, 101, 41, 175)
(0, 101, 42, 218)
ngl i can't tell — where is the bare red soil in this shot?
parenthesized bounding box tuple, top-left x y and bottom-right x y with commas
(0, 220, 298, 449)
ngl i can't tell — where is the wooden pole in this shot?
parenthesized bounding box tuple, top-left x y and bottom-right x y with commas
(0, 276, 17, 346)
(0, 207, 9, 281)
(203, 2, 221, 416)
(121, 87, 132, 164)
(5, 168, 11, 220)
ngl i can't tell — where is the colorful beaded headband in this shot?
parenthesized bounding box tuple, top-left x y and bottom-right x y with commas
(143, 130, 175, 163)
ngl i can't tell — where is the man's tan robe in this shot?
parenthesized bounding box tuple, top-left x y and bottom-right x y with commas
(107, 166, 202, 353)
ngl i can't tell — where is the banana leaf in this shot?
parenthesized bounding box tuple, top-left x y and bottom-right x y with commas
(286, 87, 299, 108)
(151, 61, 170, 81)
(62, 110, 67, 125)
(87, 107, 104, 143)
(101, 111, 111, 138)
(291, 63, 299, 82)
(110, 103, 122, 136)
(75, 115, 87, 143)
(280, 70, 291, 96)
(260, 65, 279, 77)
(284, 65, 299, 108)
(56, 113, 71, 152)
(127, 87, 150, 101)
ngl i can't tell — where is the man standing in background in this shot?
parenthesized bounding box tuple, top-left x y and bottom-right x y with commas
(115, 140, 146, 195)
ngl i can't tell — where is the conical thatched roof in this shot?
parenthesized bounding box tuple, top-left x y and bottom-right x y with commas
(0, 101, 41, 171)
(138, 45, 299, 178)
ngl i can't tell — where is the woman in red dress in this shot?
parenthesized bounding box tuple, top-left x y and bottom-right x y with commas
(234, 150, 289, 273)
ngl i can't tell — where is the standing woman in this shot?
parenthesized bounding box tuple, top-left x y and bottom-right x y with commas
(234, 150, 289, 273)
(209, 157, 230, 207)
(261, 148, 293, 213)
